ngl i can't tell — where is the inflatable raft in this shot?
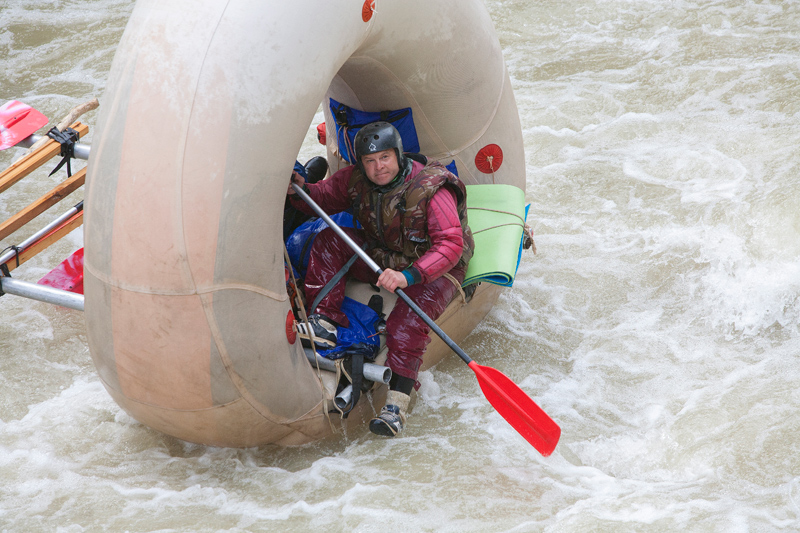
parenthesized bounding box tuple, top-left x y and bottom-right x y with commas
(83, 0, 528, 447)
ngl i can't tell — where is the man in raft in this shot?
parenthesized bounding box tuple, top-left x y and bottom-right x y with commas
(287, 121, 474, 437)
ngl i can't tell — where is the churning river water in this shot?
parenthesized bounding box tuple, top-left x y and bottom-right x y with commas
(1, 0, 799, 531)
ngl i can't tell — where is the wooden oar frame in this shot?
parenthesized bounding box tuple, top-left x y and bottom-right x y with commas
(0, 122, 88, 274)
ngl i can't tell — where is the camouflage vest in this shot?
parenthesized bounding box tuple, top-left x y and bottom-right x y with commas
(348, 160, 475, 271)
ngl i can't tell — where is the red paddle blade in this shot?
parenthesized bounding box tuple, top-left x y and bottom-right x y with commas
(0, 100, 49, 150)
(469, 361, 561, 456)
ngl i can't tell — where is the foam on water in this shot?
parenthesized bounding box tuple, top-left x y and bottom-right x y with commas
(2, 0, 800, 530)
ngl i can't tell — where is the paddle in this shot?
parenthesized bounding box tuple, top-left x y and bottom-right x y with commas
(291, 183, 561, 456)
(0, 101, 49, 150)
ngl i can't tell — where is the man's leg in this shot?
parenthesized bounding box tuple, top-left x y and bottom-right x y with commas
(383, 272, 461, 384)
(370, 266, 466, 436)
(304, 226, 370, 328)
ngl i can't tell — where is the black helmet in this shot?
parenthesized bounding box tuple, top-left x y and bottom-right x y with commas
(354, 121, 407, 175)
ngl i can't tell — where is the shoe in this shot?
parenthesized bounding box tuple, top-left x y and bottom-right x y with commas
(369, 390, 411, 437)
(304, 156, 328, 184)
(296, 313, 338, 349)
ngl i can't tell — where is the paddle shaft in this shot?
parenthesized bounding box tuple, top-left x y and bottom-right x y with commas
(291, 183, 473, 365)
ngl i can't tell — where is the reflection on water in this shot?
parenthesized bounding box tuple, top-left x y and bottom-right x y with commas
(2, 0, 799, 530)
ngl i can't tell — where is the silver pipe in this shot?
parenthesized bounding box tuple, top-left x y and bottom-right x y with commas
(0, 201, 83, 266)
(334, 384, 353, 410)
(0, 277, 84, 311)
(364, 362, 391, 384)
(17, 134, 91, 160)
(304, 348, 391, 383)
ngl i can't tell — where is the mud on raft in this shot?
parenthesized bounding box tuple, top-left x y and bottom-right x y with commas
(80, 0, 540, 448)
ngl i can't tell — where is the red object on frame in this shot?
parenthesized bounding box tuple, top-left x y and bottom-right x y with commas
(38, 247, 84, 294)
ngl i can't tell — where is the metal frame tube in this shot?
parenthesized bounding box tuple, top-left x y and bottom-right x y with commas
(0, 277, 84, 311)
(304, 348, 391, 383)
(17, 134, 91, 160)
(0, 201, 86, 311)
(0, 201, 83, 266)
(334, 384, 353, 410)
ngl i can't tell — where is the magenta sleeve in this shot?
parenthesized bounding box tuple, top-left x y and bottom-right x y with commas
(413, 186, 464, 283)
(290, 165, 355, 215)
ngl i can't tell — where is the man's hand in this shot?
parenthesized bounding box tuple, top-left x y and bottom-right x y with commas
(287, 171, 305, 195)
(377, 269, 408, 293)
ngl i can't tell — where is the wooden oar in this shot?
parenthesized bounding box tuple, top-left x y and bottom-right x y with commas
(0, 201, 84, 275)
(0, 101, 49, 150)
(291, 183, 561, 456)
(0, 122, 89, 195)
(0, 167, 86, 241)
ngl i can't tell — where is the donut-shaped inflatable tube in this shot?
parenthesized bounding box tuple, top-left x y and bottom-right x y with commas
(84, 0, 526, 446)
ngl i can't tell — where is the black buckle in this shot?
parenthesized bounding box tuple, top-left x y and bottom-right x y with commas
(333, 105, 350, 126)
(47, 127, 80, 177)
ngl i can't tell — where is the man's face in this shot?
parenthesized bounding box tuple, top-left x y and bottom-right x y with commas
(361, 149, 400, 186)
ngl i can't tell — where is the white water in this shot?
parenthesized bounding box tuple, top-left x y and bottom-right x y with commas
(2, 0, 800, 531)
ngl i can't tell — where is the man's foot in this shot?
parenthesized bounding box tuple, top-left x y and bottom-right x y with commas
(296, 313, 338, 349)
(369, 390, 411, 437)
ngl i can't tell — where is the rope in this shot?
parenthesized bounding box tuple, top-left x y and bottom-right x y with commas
(342, 126, 357, 163)
(310, 249, 361, 314)
(283, 244, 339, 431)
(467, 206, 525, 221)
(471, 222, 524, 235)
(467, 206, 525, 235)
(442, 272, 467, 304)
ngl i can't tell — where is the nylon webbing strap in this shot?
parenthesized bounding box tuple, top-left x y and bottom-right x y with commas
(340, 350, 363, 419)
(0, 253, 12, 296)
(1, 246, 21, 269)
(309, 244, 366, 314)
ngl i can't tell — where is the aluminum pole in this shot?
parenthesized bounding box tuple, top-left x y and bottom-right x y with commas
(335, 384, 354, 410)
(0, 201, 83, 266)
(17, 134, 91, 160)
(304, 348, 391, 384)
(0, 277, 84, 311)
